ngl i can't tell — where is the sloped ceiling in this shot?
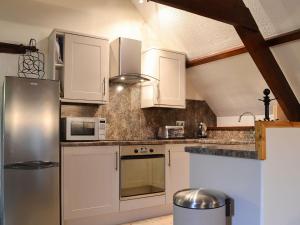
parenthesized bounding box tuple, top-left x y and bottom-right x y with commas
(132, 0, 300, 58)
(132, 0, 300, 116)
(0, 0, 159, 45)
(187, 40, 300, 116)
(132, 0, 242, 58)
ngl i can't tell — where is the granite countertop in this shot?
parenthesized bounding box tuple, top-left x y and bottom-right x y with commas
(61, 138, 255, 147)
(185, 144, 258, 160)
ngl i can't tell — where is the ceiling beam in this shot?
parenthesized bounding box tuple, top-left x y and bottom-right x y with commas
(235, 25, 300, 121)
(187, 46, 247, 67)
(266, 28, 300, 46)
(149, 0, 258, 31)
(186, 28, 300, 67)
(150, 0, 300, 121)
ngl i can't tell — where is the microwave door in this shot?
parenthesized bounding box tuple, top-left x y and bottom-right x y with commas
(66, 119, 99, 140)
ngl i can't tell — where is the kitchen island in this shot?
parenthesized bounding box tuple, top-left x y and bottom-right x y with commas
(186, 122, 300, 225)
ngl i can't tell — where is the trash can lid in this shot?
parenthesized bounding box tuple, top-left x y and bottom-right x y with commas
(173, 188, 228, 209)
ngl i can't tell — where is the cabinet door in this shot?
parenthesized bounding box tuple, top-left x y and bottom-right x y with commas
(156, 51, 186, 107)
(165, 145, 190, 204)
(64, 34, 109, 102)
(62, 146, 119, 220)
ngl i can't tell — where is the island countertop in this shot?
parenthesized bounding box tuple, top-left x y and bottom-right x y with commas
(185, 144, 258, 160)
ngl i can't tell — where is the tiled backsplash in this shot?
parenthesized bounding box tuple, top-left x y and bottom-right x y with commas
(61, 84, 217, 140)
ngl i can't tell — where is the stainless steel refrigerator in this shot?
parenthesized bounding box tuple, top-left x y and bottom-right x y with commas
(1, 77, 60, 225)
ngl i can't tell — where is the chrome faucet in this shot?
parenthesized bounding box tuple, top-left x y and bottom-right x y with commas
(238, 112, 256, 139)
(238, 112, 256, 125)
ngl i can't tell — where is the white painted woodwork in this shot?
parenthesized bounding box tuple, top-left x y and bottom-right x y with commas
(165, 144, 191, 204)
(64, 33, 109, 102)
(141, 49, 186, 109)
(120, 195, 166, 212)
(48, 30, 109, 104)
(62, 146, 119, 220)
(262, 128, 300, 225)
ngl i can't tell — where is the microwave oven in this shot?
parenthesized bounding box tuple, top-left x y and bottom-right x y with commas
(61, 117, 106, 141)
(157, 126, 185, 139)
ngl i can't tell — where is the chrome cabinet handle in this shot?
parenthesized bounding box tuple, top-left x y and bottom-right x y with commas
(115, 151, 118, 171)
(103, 77, 106, 97)
(156, 82, 160, 103)
(168, 150, 171, 167)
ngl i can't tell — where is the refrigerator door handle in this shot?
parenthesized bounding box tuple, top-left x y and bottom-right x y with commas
(4, 161, 59, 170)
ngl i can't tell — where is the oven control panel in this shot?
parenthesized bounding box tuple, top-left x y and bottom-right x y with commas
(120, 145, 165, 156)
(134, 147, 154, 154)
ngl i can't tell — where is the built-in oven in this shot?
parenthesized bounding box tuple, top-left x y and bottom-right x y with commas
(120, 145, 165, 201)
(60, 117, 106, 141)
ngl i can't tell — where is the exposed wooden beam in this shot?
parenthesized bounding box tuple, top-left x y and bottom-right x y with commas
(149, 0, 259, 31)
(266, 28, 300, 46)
(187, 46, 247, 67)
(0, 42, 38, 54)
(151, 0, 300, 121)
(186, 28, 300, 67)
(255, 121, 300, 160)
(235, 25, 300, 121)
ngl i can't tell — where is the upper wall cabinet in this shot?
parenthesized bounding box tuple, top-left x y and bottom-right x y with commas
(141, 49, 186, 109)
(48, 30, 109, 104)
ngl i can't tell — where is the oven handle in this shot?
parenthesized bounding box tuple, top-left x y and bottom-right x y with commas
(120, 154, 165, 160)
(115, 151, 118, 171)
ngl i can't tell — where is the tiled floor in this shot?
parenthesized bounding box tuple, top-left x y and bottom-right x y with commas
(122, 215, 173, 225)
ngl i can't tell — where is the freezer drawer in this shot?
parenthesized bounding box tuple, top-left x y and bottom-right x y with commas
(4, 166, 60, 225)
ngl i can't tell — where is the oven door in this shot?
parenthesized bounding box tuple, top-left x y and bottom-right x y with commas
(120, 154, 165, 200)
(66, 117, 99, 141)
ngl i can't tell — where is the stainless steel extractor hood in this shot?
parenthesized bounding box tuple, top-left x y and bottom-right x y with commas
(109, 37, 156, 84)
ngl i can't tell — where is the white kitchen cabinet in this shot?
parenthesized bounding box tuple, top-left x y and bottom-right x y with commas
(48, 30, 109, 104)
(165, 144, 191, 204)
(62, 146, 119, 220)
(141, 49, 186, 108)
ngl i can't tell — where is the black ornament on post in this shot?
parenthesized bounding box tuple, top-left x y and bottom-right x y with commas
(259, 89, 276, 121)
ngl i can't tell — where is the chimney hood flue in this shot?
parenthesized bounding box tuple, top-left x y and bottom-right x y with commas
(109, 37, 157, 84)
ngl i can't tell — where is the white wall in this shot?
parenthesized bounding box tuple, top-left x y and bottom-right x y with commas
(190, 155, 262, 225)
(186, 53, 270, 116)
(217, 115, 274, 127)
(0, 0, 159, 48)
(0, 0, 161, 82)
(186, 40, 300, 118)
(262, 128, 300, 225)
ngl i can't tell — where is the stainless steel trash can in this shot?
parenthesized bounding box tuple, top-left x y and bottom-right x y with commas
(173, 189, 233, 225)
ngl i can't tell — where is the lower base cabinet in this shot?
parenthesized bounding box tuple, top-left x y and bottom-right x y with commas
(62, 144, 194, 223)
(62, 146, 119, 220)
(165, 144, 191, 204)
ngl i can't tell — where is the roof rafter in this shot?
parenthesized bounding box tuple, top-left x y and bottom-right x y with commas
(150, 0, 300, 121)
(186, 28, 300, 67)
